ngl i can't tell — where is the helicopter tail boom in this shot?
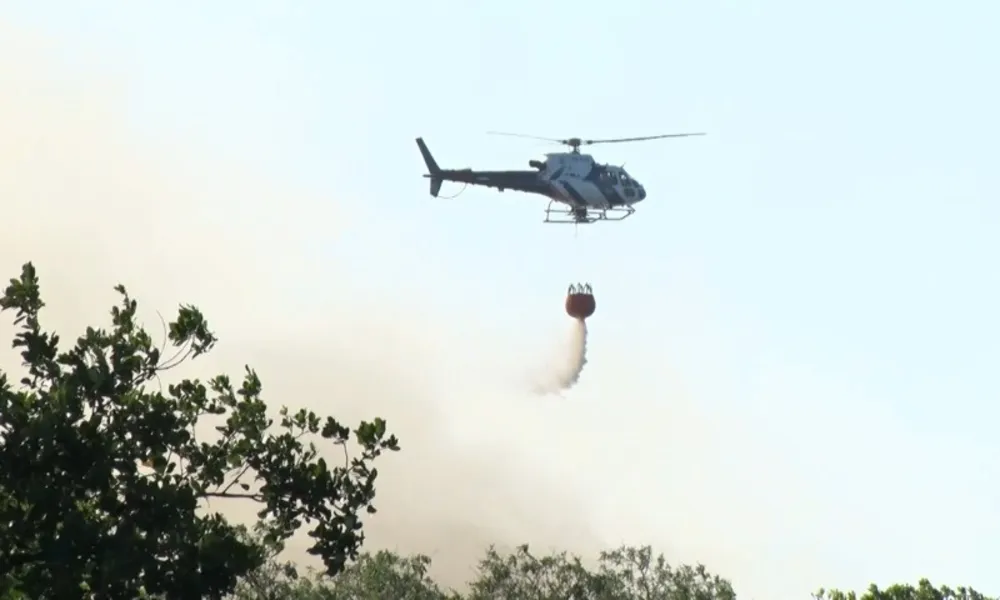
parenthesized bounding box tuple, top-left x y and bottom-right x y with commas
(415, 137, 444, 197)
(414, 137, 552, 199)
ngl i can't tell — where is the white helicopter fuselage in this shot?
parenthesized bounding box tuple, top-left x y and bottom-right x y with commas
(537, 152, 647, 209)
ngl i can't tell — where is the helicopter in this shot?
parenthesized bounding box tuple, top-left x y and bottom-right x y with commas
(415, 131, 705, 224)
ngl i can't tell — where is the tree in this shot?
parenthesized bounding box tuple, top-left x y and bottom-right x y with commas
(814, 580, 997, 600)
(231, 544, 736, 600)
(466, 544, 736, 600)
(218, 523, 303, 600)
(0, 263, 400, 599)
(228, 526, 459, 600)
(232, 549, 460, 600)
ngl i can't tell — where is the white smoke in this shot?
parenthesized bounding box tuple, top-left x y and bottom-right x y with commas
(0, 29, 608, 593)
(530, 318, 589, 396)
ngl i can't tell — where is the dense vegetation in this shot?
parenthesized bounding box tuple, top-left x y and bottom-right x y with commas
(0, 262, 993, 600)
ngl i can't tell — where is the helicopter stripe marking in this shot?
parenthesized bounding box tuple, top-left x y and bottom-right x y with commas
(605, 187, 626, 206)
(561, 180, 587, 206)
(590, 178, 624, 206)
(582, 167, 624, 207)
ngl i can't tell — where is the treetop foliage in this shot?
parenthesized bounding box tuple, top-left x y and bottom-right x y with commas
(0, 262, 399, 599)
(230, 539, 997, 600)
(814, 580, 997, 600)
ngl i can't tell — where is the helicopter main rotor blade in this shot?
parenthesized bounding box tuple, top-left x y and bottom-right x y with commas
(581, 133, 706, 145)
(487, 131, 707, 150)
(486, 131, 565, 144)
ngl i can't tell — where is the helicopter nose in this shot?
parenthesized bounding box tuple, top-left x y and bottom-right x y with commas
(637, 186, 646, 200)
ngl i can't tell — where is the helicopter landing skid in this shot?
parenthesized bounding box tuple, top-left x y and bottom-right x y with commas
(543, 200, 636, 224)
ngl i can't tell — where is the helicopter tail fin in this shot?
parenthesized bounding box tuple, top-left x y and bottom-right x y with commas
(415, 137, 443, 197)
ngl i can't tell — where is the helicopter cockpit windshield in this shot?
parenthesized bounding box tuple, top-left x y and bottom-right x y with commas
(598, 166, 633, 184)
(596, 166, 618, 182)
(596, 166, 646, 201)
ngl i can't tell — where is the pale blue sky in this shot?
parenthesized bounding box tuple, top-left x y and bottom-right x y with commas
(4, 2, 999, 598)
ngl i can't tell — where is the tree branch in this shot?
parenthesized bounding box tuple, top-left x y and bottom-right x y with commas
(219, 463, 253, 496)
(202, 491, 264, 501)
